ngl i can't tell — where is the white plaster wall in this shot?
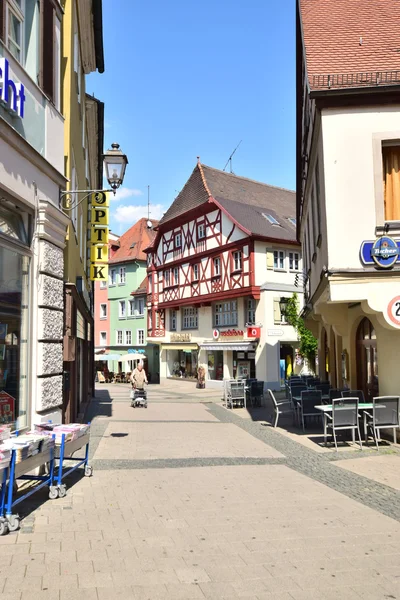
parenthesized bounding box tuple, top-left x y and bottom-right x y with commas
(254, 241, 302, 287)
(321, 106, 400, 269)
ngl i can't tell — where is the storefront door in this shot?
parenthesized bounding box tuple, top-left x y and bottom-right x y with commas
(356, 318, 379, 400)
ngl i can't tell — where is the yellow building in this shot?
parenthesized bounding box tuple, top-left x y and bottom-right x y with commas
(61, 0, 105, 422)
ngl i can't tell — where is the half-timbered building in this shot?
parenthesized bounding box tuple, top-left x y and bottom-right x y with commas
(146, 162, 302, 388)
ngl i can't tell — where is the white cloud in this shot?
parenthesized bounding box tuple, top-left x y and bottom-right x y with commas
(113, 203, 167, 224)
(109, 187, 143, 201)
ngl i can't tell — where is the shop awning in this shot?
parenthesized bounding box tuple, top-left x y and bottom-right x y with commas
(200, 342, 256, 352)
(161, 344, 199, 351)
(94, 353, 121, 361)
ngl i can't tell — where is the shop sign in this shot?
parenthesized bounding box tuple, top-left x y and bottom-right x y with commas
(385, 295, 400, 328)
(247, 327, 260, 338)
(128, 348, 146, 354)
(360, 236, 400, 269)
(267, 328, 283, 336)
(171, 333, 191, 342)
(90, 192, 110, 281)
(213, 329, 244, 340)
(0, 391, 15, 424)
(0, 58, 26, 118)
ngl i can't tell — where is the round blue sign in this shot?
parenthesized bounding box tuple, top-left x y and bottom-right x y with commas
(371, 236, 399, 269)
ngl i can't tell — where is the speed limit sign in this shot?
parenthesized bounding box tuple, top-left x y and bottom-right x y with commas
(387, 295, 400, 327)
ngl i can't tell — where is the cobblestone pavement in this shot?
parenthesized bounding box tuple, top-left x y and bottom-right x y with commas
(1, 383, 400, 599)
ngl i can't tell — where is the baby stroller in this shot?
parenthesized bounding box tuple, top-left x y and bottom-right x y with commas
(130, 386, 148, 408)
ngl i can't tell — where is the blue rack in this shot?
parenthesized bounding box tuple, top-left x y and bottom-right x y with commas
(52, 426, 92, 498)
(1, 439, 56, 533)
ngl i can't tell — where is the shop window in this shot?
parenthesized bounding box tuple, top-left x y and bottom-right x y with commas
(232, 251, 242, 272)
(207, 350, 223, 381)
(125, 330, 132, 345)
(213, 256, 221, 277)
(182, 307, 198, 329)
(137, 329, 145, 345)
(192, 264, 199, 281)
(274, 250, 286, 271)
(383, 146, 400, 220)
(100, 303, 107, 319)
(289, 252, 300, 272)
(119, 300, 126, 318)
(246, 298, 256, 325)
(214, 301, 238, 327)
(116, 330, 123, 345)
(99, 331, 106, 345)
(109, 269, 116, 286)
(119, 267, 126, 285)
(170, 310, 177, 331)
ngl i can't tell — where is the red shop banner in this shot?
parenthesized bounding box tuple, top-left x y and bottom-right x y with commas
(247, 327, 261, 338)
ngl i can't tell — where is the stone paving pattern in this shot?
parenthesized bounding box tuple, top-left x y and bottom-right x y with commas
(1, 382, 400, 599)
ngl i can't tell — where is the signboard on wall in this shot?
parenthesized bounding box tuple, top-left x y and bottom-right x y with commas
(360, 236, 400, 269)
(171, 333, 191, 342)
(90, 192, 110, 280)
(0, 391, 15, 423)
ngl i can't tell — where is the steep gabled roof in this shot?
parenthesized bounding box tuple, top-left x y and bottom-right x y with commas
(131, 276, 147, 297)
(300, 0, 400, 90)
(158, 163, 296, 242)
(109, 218, 158, 264)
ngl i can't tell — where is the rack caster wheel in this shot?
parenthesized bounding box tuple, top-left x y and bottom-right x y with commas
(0, 519, 8, 536)
(49, 486, 59, 500)
(84, 465, 93, 477)
(58, 484, 67, 498)
(7, 515, 20, 532)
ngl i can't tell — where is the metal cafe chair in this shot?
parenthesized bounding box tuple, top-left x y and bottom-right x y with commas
(268, 389, 294, 428)
(364, 396, 400, 448)
(298, 390, 322, 431)
(342, 389, 365, 403)
(329, 388, 343, 402)
(227, 381, 246, 409)
(315, 382, 331, 396)
(326, 398, 362, 452)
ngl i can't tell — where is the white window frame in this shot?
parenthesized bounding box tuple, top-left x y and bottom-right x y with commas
(173, 267, 179, 285)
(137, 329, 145, 345)
(170, 309, 177, 331)
(125, 330, 132, 345)
(116, 330, 123, 345)
(273, 250, 286, 271)
(247, 298, 256, 325)
(182, 307, 198, 329)
(233, 251, 242, 272)
(109, 268, 116, 286)
(119, 266, 126, 285)
(192, 264, 199, 281)
(119, 300, 126, 319)
(100, 280, 107, 289)
(214, 301, 238, 327)
(100, 303, 107, 319)
(6, 1, 24, 63)
(164, 269, 170, 287)
(99, 331, 107, 346)
(289, 251, 300, 272)
(198, 223, 206, 240)
(175, 232, 182, 248)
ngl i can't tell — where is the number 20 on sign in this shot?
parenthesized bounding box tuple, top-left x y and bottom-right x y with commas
(386, 295, 400, 328)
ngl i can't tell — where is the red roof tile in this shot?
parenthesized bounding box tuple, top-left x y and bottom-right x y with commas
(109, 218, 158, 264)
(300, 0, 400, 90)
(131, 276, 147, 296)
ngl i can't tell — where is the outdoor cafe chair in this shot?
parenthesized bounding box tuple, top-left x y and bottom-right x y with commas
(364, 396, 400, 448)
(289, 384, 307, 410)
(329, 388, 342, 401)
(250, 381, 264, 407)
(316, 382, 331, 396)
(298, 390, 322, 431)
(227, 381, 246, 409)
(342, 389, 365, 403)
(268, 389, 294, 428)
(326, 397, 362, 451)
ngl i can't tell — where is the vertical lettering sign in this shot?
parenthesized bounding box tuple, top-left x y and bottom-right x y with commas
(90, 192, 109, 281)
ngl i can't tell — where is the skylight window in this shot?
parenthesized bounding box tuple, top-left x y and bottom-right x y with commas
(262, 213, 280, 226)
(288, 218, 296, 226)
(130, 242, 136, 249)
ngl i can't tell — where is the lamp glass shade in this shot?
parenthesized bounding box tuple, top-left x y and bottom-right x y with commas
(279, 298, 288, 315)
(103, 143, 128, 190)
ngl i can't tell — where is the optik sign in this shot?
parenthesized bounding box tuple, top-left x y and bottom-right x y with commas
(90, 193, 109, 281)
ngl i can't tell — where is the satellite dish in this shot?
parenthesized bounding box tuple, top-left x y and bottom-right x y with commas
(146, 220, 152, 228)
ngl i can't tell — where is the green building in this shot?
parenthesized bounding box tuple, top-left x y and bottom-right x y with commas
(105, 218, 159, 381)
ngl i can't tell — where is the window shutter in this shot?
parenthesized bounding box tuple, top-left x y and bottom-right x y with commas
(41, 0, 54, 101)
(266, 249, 274, 270)
(273, 297, 281, 324)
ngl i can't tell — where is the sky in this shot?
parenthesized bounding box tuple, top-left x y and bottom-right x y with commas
(87, 0, 296, 235)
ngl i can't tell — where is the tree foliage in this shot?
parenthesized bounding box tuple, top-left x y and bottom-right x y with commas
(284, 293, 318, 364)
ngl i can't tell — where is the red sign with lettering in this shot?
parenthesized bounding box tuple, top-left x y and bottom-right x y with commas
(0, 391, 15, 424)
(247, 327, 261, 338)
